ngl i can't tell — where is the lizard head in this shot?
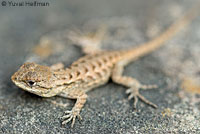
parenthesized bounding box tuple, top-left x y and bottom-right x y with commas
(11, 62, 56, 97)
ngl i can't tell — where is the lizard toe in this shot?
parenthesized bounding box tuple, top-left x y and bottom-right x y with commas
(61, 109, 81, 127)
(126, 86, 157, 109)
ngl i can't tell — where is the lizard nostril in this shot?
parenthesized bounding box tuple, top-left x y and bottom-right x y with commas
(11, 75, 16, 81)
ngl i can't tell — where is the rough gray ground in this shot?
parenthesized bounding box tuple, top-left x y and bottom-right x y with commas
(1, 0, 200, 133)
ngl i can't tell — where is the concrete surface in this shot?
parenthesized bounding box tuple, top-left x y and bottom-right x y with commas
(0, 0, 200, 133)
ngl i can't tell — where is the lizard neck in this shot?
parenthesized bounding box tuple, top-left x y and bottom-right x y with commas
(52, 68, 76, 86)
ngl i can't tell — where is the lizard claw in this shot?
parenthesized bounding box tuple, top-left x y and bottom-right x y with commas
(61, 109, 82, 128)
(126, 84, 158, 109)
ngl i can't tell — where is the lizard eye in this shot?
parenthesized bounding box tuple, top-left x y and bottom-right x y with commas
(27, 80, 36, 87)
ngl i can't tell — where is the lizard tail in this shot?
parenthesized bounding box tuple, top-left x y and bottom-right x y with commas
(122, 3, 200, 61)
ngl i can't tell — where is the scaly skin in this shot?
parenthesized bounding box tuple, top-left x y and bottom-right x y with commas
(11, 5, 199, 127)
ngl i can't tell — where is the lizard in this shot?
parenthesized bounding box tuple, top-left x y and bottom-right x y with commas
(11, 4, 199, 128)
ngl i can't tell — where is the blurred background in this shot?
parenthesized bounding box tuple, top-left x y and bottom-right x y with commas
(0, 0, 200, 133)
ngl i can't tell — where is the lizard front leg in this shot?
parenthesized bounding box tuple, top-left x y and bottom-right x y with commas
(59, 90, 87, 128)
(111, 61, 158, 109)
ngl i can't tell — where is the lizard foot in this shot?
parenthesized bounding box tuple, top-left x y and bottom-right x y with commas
(126, 84, 158, 109)
(61, 109, 82, 128)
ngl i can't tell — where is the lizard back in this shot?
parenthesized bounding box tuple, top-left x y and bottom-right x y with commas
(64, 51, 124, 92)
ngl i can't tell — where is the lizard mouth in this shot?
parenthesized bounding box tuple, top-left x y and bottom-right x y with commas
(12, 79, 49, 96)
